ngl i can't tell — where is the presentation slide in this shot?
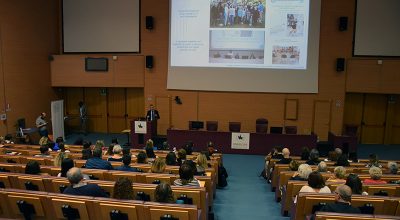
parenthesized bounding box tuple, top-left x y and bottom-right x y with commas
(170, 0, 310, 69)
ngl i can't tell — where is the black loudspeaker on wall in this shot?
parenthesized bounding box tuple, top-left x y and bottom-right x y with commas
(336, 58, 345, 72)
(339, 16, 348, 31)
(146, 16, 154, 30)
(146, 56, 153, 69)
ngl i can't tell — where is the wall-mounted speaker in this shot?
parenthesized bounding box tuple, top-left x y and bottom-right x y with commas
(146, 16, 154, 30)
(339, 16, 348, 31)
(146, 55, 153, 69)
(336, 58, 345, 72)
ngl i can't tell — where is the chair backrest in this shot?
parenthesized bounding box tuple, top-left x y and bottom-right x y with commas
(7, 194, 46, 219)
(256, 124, 268, 133)
(96, 200, 142, 220)
(285, 126, 298, 134)
(51, 197, 91, 219)
(188, 121, 204, 130)
(256, 118, 268, 125)
(206, 121, 218, 131)
(270, 126, 283, 134)
(229, 122, 241, 132)
(144, 202, 198, 220)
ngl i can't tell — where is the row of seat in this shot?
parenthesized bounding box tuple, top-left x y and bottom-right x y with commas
(0, 187, 201, 220)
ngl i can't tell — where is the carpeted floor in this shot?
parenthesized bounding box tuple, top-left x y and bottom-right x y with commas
(64, 132, 400, 220)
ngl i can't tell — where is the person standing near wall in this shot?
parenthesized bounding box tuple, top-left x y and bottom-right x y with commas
(36, 112, 48, 138)
(79, 101, 87, 135)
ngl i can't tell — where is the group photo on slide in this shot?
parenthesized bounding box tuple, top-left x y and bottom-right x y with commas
(210, 0, 266, 28)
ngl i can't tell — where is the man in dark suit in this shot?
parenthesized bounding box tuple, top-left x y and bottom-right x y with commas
(146, 104, 160, 121)
(319, 185, 360, 214)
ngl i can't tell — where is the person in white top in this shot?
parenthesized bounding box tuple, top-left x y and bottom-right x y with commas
(300, 171, 331, 193)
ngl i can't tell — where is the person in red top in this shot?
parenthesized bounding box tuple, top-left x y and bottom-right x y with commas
(363, 166, 387, 184)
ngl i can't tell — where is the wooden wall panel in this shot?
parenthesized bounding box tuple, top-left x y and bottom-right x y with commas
(107, 88, 126, 133)
(346, 60, 382, 93)
(381, 61, 400, 94)
(85, 88, 107, 132)
(313, 100, 332, 141)
(114, 56, 145, 87)
(361, 94, 387, 144)
(126, 88, 145, 121)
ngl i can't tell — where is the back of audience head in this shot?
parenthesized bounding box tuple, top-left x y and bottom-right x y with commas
(54, 151, 69, 166)
(369, 166, 383, 180)
(61, 158, 74, 177)
(106, 144, 115, 155)
(308, 171, 325, 189)
(162, 141, 170, 150)
(81, 148, 92, 160)
(183, 141, 193, 155)
(4, 134, 13, 142)
(196, 153, 208, 170)
(368, 154, 379, 165)
(336, 154, 350, 166)
(25, 161, 41, 175)
(67, 167, 83, 185)
(82, 141, 91, 149)
(40, 145, 50, 155)
(335, 185, 352, 202)
(388, 161, 398, 174)
(317, 161, 327, 172)
(155, 183, 174, 203)
(334, 148, 343, 157)
(113, 177, 134, 200)
(289, 160, 300, 171)
(113, 145, 122, 155)
(178, 149, 187, 160)
(146, 139, 154, 148)
(334, 166, 347, 179)
(282, 148, 290, 158)
(137, 151, 147, 163)
(58, 143, 66, 152)
(179, 163, 195, 184)
(122, 148, 130, 156)
(166, 152, 177, 165)
(298, 164, 312, 179)
(151, 158, 166, 173)
(122, 154, 132, 166)
(95, 140, 105, 148)
(55, 136, 64, 144)
(92, 146, 103, 158)
(309, 149, 319, 161)
(345, 173, 363, 195)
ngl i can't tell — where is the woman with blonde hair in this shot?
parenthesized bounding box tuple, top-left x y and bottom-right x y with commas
(54, 151, 69, 167)
(108, 144, 123, 162)
(327, 166, 347, 183)
(151, 158, 166, 173)
(364, 166, 387, 184)
(113, 177, 134, 200)
(196, 153, 208, 175)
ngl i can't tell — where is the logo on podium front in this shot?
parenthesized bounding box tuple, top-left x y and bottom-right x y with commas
(134, 121, 147, 134)
(231, 132, 250, 150)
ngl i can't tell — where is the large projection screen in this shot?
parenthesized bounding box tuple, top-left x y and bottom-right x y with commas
(63, 0, 140, 53)
(167, 0, 321, 93)
(354, 0, 400, 56)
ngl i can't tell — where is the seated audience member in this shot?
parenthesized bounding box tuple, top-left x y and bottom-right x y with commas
(137, 151, 148, 164)
(58, 158, 74, 177)
(299, 171, 331, 193)
(63, 167, 108, 197)
(306, 149, 320, 165)
(173, 163, 200, 187)
(327, 166, 347, 183)
(183, 141, 194, 155)
(111, 137, 119, 145)
(53, 136, 63, 150)
(95, 140, 105, 149)
(108, 144, 123, 162)
(85, 146, 113, 170)
(319, 185, 361, 214)
(207, 141, 216, 158)
(366, 154, 381, 168)
(334, 154, 350, 167)
(195, 153, 208, 176)
(335, 147, 343, 158)
(270, 146, 284, 159)
(317, 161, 328, 173)
(165, 151, 178, 166)
(57, 143, 70, 153)
(39, 136, 51, 147)
(104, 144, 115, 156)
(35, 145, 52, 158)
(291, 164, 312, 181)
(387, 161, 398, 174)
(276, 148, 292, 164)
(54, 151, 69, 167)
(327, 151, 338, 162)
(122, 147, 130, 156)
(364, 166, 387, 184)
(115, 154, 140, 172)
(177, 149, 187, 166)
(81, 148, 92, 160)
(151, 158, 167, 173)
(145, 143, 156, 162)
(4, 134, 14, 144)
(289, 160, 300, 171)
(82, 141, 91, 150)
(113, 177, 134, 200)
(155, 183, 175, 203)
(346, 173, 368, 195)
(25, 161, 47, 175)
(300, 147, 310, 160)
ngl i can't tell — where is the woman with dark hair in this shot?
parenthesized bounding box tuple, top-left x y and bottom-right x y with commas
(299, 171, 331, 193)
(137, 151, 148, 164)
(155, 183, 175, 203)
(58, 158, 74, 177)
(81, 148, 92, 160)
(104, 144, 115, 156)
(177, 149, 187, 166)
(173, 163, 200, 187)
(113, 177, 134, 200)
(334, 154, 350, 166)
(166, 152, 178, 166)
(346, 173, 368, 195)
(145, 145, 156, 159)
(25, 161, 42, 175)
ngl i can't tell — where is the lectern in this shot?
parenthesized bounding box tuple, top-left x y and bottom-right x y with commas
(130, 120, 153, 148)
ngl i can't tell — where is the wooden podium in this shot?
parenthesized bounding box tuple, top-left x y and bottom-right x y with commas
(130, 120, 154, 148)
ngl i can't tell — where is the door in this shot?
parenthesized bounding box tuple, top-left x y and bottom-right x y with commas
(155, 96, 171, 136)
(313, 100, 332, 141)
(107, 88, 126, 133)
(361, 94, 387, 144)
(343, 93, 363, 139)
(65, 88, 84, 131)
(126, 88, 145, 122)
(85, 88, 107, 132)
(387, 95, 400, 144)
